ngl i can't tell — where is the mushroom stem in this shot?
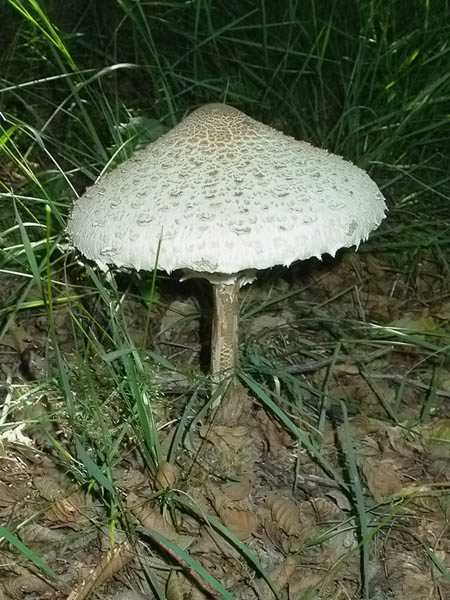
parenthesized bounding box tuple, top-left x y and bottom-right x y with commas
(210, 278, 247, 423)
(210, 279, 240, 377)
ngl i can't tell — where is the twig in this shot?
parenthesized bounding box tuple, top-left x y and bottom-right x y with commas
(365, 372, 450, 399)
(285, 348, 390, 375)
(295, 472, 342, 490)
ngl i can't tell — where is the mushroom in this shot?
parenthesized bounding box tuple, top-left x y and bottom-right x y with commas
(68, 103, 386, 421)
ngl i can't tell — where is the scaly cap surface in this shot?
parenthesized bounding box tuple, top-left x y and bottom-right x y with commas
(68, 103, 387, 275)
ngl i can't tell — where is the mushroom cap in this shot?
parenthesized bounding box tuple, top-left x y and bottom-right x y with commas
(68, 103, 386, 276)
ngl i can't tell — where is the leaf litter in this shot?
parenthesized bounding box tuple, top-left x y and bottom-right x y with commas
(1, 252, 450, 598)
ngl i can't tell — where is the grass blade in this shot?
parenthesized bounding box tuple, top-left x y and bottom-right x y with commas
(0, 527, 56, 579)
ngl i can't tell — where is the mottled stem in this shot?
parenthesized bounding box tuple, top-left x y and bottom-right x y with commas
(211, 279, 240, 377)
(210, 279, 250, 425)
(210, 279, 250, 424)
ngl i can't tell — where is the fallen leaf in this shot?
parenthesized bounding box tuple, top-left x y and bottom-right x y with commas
(265, 494, 316, 553)
(385, 550, 436, 598)
(288, 570, 327, 599)
(155, 461, 177, 491)
(221, 478, 251, 502)
(310, 497, 343, 522)
(361, 457, 404, 501)
(166, 570, 188, 600)
(67, 541, 134, 600)
(2, 570, 54, 599)
(208, 486, 257, 540)
(255, 555, 297, 599)
(45, 490, 89, 530)
(217, 505, 257, 540)
(126, 492, 191, 547)
(422, 419, 450, 459)
(199, 425, 249, 453)
(266, 495, 303, 537)
(192, 528, 240, 560)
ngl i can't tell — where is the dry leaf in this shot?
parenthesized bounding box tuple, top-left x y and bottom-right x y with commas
(33, 474, 65, 502)
(221, 479, 251, 502)
(20, 522, 68, 546)
(199, 425, 249, 452)
(2, 574, 53, 599)
(45, 490, 88, 530)
(67, 541, 134, 600)
(217, 506, 257, 540)
(126, 492, 191, 547)
(256, 556, 297, 599)
(310, 497, 342, 522)
(361, 457, 403, 501)
(266, 494, 316, 553)
(208, 486, 257, 540)
(267, 495, 303, 537)
(288, 570, 326, 599)
(166, 570, 190, 600)
(0, 482, 18, 509)
(192, 528, 240, 560)
(155, 461, 177, 490)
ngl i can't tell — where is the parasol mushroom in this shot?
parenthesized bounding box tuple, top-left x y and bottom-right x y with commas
(68, 103, 387, 421)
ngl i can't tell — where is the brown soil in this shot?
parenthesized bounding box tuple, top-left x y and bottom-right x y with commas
(1, 251, 449, 599)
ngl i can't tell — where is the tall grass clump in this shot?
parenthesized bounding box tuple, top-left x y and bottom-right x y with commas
(1, 0, 450, 596)
(2, 1, 449, 257)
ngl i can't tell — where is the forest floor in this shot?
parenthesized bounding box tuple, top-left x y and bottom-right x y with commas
(1, 248, 450, 600)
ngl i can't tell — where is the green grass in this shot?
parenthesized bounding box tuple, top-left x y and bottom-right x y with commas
(1, 0, 450, 597)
